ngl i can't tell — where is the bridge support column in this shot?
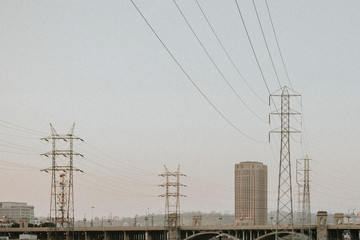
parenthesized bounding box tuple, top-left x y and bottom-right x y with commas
(145, 231, 152, 240)
(104, 232, 109, 240)
(250, 230, 252, 240)
(242, 230, 244, 240)
(124, 231, 128, 240)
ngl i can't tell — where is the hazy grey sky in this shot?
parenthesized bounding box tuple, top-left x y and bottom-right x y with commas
(0, 0, 360, 219)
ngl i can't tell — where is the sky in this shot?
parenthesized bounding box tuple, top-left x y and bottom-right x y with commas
(0, 0, 360, 221)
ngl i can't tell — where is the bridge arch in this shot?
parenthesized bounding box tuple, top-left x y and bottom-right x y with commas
(184, 231, 239, 240)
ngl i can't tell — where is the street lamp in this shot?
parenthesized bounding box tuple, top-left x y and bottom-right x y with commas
(145, 208, 149, 228)
(219, 214, 223, 233)
(145, 216, 148, 228)
(91, 207, 94, 227)
(83, 216, 87, 240)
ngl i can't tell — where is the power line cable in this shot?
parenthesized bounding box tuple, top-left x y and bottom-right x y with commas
(173, 0, 267, 124)
(0, 143, 40, 153)
(0, 139, 43, 153)
(80, 172, 156, 196)
(301, 108, 311, 156)
(311, 187, 360, 201)
(265, 0, 293, 88)
(0, 159, 42, 170)
(235, 0, 283, 125)
(131, 0, 266, 143)
(78, 156, 157, 187)
(81, 141, 158, 175)
(0, 150, 39, 155)
(195, 0, 267, 105)
(251, 0, 282, 88)
(234, 0, 272, 96)
(0, 119, 47, 136)
(0, 167, 40, 172)
(311, 176, 360, 196)
(76, 178, 155, 198)
(0, 132, 39, 139)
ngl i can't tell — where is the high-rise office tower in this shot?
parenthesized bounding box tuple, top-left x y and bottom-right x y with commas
(235, 161, 267, 225)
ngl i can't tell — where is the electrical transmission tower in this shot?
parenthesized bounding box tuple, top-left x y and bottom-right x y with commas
(159, 165, 186, 240)
(270, 86, 301, 240)
(296, 156, 311, 239)
(41, 123, 83, 240)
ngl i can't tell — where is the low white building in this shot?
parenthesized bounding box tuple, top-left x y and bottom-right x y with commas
(0, 202, 34, 224)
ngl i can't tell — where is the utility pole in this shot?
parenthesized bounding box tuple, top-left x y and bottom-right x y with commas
(270, 86, 301, 240)
(159, 165, 186, 240)
(41, 123, 83, 240)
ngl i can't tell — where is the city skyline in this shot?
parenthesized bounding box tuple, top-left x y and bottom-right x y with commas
(0, 0, 360, 220)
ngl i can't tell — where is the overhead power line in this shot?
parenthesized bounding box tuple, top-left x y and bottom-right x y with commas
(173, 0, 267, 124)
(195, 0, 267, 105)
(131, 0, 266, 143)
(82, 141, 158, 175)
(0, 159, 42, 170)
(0, 119, 47, 136)
(0, 132, 39, 139)
(262, 0, 308, 155)
(0, 139, 43, 153)
(77, 156, 156, 187)
(0, 150, 39, 155)
(234, 0, 272, 96)
(251, 0, 282, 88)
(234, 0, 283, 125)
(265, 0, 293, 88)
(76, 177, 155, 198)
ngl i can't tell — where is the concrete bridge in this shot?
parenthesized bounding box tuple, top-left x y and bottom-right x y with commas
(1, 212, 360, 240)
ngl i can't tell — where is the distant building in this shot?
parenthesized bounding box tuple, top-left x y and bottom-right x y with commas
(0, 202, 34, 224)
(234, 161, 267, 225)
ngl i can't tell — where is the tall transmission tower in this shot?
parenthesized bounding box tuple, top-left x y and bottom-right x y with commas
(296, 160, 303, 225)
(297, 156, 311, 238)
(159, 165, 186, 240)
(297, 184, 301, 224)
(270, 86, 301, 239)
(41, 123, 83, 240)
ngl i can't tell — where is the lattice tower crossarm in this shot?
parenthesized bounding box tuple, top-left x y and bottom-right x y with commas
(269, 86, 301, 240)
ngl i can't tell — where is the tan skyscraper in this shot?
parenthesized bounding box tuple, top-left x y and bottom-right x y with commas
(235, 161, 267, 225)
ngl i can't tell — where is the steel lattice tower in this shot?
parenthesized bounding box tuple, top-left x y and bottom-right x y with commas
(297, 156, 311, 238)
(270, 86, 301, 240)
(296, 159, 303, 226)
(159, 165, 186, 240)
(41, 123, 83, 240)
